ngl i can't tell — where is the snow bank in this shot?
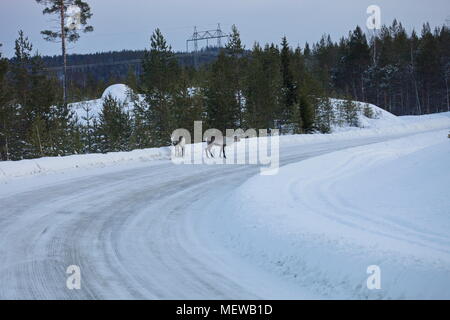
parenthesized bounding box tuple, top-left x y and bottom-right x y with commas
(210, 130, 450, 299)
(0, 147, 170, 181)
(277, 111, 450, 146)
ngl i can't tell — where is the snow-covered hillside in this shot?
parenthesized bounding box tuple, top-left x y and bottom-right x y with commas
(330, 98, 403, 131)
(207, 130, 450, 299)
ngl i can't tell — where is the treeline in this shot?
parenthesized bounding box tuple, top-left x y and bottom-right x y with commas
(1, 21, 449, 160)
(36, 19, 450, 116)
(38, 48, 222, 103)
(0, 32, 81, 161)
(307, 20, 450, 115)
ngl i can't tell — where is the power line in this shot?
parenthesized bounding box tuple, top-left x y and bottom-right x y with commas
(186, 23, 229, 67)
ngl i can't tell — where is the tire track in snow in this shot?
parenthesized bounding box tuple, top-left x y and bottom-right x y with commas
(0, 135, 415, 299)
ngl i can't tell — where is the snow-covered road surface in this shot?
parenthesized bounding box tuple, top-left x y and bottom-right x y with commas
(0, 131, 448, 299)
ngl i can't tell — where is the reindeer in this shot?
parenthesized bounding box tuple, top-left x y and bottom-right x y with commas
(172, 136, 186, 157)
(205, 135, 240, 159)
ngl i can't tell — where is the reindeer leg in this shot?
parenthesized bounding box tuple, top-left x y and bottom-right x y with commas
(223, 145, 227, 159)
(206, 144, 214, 158)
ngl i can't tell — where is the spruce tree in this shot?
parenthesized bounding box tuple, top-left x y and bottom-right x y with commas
(204, 50, 239, 132)
(315, 97, 334, 133)
(98, 94, 131, 152)
(11, 31, 33, 109)
(298, 91, 315, 133)
(344, 99, 360, 127)
(225, 25, 246, 127)
(142, 29, 179, 147)
(243, 43, 282, 130)
(80, 102, 94, 153)
(280, 36, 297, 132)
(0, 44, 13, 160)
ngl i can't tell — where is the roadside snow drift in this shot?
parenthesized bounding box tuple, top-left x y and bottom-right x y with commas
(210, 130, 450, 299)
(0, 147, 170, 181)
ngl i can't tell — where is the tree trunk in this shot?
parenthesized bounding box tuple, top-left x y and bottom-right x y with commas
(3, 119, 9, 161)
(36, 125, 43, 157)
(445, 75, 450, 112)
(60, 0, 67, 105)
(410, 45, 421, 115)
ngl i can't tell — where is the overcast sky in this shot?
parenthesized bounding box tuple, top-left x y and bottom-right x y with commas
(1, 0, 449, 58)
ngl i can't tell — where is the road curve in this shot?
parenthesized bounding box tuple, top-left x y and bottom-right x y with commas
(0, 135, 412, 299)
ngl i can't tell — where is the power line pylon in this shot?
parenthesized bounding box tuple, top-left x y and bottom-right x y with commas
(186, 23, 229, 67)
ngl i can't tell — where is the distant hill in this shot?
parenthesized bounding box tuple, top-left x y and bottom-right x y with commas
(38, 47, 225, 84)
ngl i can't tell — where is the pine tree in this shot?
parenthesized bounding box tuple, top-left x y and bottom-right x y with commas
(243, 43, 282, 130)
(335, 26, 370, 100)
(11, 31, 33, 109)
(341, 98, 360, 127)
(298, 90, 315, 133)
(362, 103, 375, 119)
(226, 25, 244, 57)
(142, 28, 180, 147)
(36, 0, 93, 105)
(311, 34, 337, 93)
(172, 70, 203, 134)
(98, 94, 131, 152)
(291, 46, 318, 133)
(438, 25, 450, 111)
(80, 102, 94, 153)
(130, 98, 152, 149)
(280, 36, 297, 132)
(125, 67, 139, 92)
(225, 25, 246, 127)
(204, 50, 240, 132)
(47, 103, 81, 156)
(315, 97, 334, 133)
(416, 23, 441, 114)
(9, 31, 36, 159)
(0, 44, 13, 160)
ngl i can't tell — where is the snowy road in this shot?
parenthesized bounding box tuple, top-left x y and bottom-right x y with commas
(0, 133, 444, 299)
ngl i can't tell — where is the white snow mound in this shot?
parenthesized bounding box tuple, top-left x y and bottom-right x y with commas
(70, 84, 140, 123)
(101, 84, 132, 102)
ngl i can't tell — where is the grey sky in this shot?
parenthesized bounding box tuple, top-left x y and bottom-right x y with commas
(0, 0, 449, 58)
